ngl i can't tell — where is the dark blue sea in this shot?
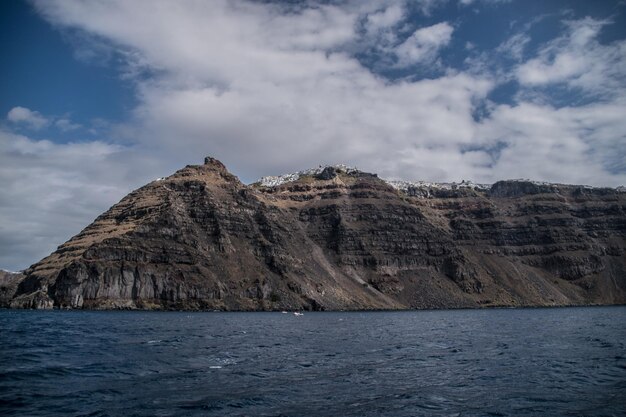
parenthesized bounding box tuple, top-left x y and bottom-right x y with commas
(1, 307, 625, 417)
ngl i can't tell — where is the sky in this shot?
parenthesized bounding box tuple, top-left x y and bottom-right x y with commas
(1, 0, 626, 271)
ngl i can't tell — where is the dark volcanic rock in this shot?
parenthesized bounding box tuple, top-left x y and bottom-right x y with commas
(489, 180, 557, 197)
(316, 166, 338, 180)
(7, 158, 626, 310)
(0, 270, 25, 307)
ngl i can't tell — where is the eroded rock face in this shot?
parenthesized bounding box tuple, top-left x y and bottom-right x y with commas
(0, 270, 26, 306)
(5, 158, 626, 310)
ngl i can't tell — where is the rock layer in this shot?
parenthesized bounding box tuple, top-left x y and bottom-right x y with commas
(0, 270, 24, 306)
(5, 158, 626, 310)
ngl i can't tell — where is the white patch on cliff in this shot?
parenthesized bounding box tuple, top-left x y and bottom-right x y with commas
(257, 170, 624, 195)
(386, 179, 491, 192)
(258, 164, 358, 187)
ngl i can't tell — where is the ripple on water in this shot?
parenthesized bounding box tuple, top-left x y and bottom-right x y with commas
(0, 307, 625, 417)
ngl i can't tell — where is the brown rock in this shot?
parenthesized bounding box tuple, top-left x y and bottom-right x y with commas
(6, 158, 626, 310)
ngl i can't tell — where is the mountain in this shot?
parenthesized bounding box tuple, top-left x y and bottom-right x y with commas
(4, 157, 626, 310)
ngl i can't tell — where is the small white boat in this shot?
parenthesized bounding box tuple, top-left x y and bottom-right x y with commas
(281, 311, 288, 314)
(294, 312, 304, 316)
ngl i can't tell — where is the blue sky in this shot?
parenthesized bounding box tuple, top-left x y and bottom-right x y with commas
(1, 0, 626, 270)
(0, 1, 135, 141)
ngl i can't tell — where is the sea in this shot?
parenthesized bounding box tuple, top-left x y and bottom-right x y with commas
(1, 307, 625, 416)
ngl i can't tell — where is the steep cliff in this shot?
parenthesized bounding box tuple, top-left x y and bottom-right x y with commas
(0, 270, 24, 306)
(5, 157, 626, 310)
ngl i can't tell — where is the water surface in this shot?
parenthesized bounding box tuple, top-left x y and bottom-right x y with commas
(1, 307, 625, 416)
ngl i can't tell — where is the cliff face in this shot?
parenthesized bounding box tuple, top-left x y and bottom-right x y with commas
(5, 158, 626, 310)
(0, 270, 24, 306)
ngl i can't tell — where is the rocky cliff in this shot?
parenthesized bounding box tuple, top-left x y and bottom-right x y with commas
(5, 157, 626, 310)
(0, 270, 24, 306)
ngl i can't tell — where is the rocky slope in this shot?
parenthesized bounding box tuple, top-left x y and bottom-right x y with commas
(4, 157, 626, 310)
(0, 270, 24, 306)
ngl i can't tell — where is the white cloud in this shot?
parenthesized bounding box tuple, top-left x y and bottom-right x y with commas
(517, 18, 626, 96)
(29, 1, 482, 180)
(474, 100, 626, 186)
(0, 1, 623, 270)
(7, 107, 83, 133)
(0, 129, 175, 270)
(55, 118, 81, 131)
(394, 22, 454, 66)
(366, 4, 404, 32)
(413, 0, 448, 16)
(496, 32, 530, 61)
(470, 17, 626, 186)
(460, 0, 512, 6)
(7, 106, 49, 130)
(25, 2, 626, 185)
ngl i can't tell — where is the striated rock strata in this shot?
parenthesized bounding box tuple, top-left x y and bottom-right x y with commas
(5, 157, 626, 310)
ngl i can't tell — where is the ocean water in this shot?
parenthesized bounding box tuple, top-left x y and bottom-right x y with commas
(0, 307, 624, 417)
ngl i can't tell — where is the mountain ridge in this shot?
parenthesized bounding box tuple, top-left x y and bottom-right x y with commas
(3, 156, 625, 310)
(255, 163, 625, 192)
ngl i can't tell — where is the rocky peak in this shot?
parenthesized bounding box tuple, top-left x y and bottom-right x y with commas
(204, 156, 226, 169)
(165, 156, 239, 186)
(316, 166, 339, 180)
(198, 156, 232, 176)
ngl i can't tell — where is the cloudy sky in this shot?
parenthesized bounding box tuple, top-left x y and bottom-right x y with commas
(1, 0, 626, 271)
